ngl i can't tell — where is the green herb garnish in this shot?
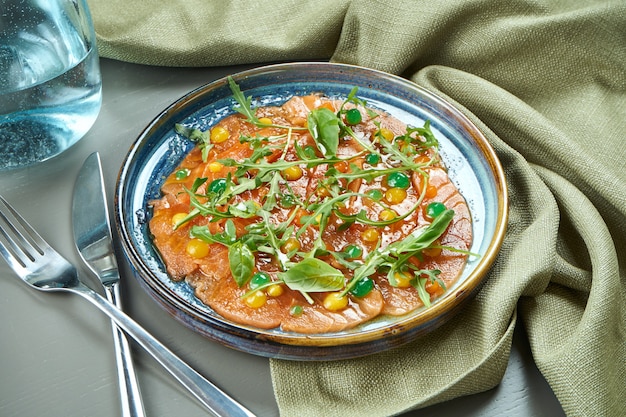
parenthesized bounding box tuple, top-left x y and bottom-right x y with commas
(174, 123, 213, 162)
(307, 107, 340, 157)
(174, 79, 471, 309)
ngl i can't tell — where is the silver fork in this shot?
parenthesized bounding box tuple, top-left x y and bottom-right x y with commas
(0, 195, 256, 417)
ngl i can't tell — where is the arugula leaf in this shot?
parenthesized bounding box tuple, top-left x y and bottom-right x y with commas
(326, 163, 423, 184)
(242, 210, 293, 269)
(340, 209, 455, 296)
(229, 200, 260, 218)
(227, 77, 307, 132)
(190, 222, 237, 246)
(278, 258, 345, 293)
(338, 87, 366, 113)
(223, 220, 238, 241)
(396, 120, 439, 150)
(262, 171, 284, 211)
(229, 241, 255, 287)
(174, 123, 205, 142)
(215, 175, 258, 206)
(175, 123, 213, 162)
(329, 250, 363, 271)
(294, 140, 318, 161)
(387, 209, 454, 256)
(190, 177, 207, 193)
(307, 107, 340, 157)
(177, 81, 461, 313)
(418, 269, 444, 288)
(412, 277, 431, 307)
(228, 76, 260, 125)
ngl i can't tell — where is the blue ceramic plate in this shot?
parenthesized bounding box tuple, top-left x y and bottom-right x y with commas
(115, 62, 508, 360)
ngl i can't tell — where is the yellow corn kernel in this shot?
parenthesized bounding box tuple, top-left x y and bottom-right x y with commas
(422, 242, 442, 258)
(400, 142, 412, 154)
(415, 176, 438, 199)
(210, 126, 229, 143)
(186, 238, 210, 258)
(282, 165, 304, 181)
(414, 154, 431, 165)
(258, 117, 272, 125)
(323, 292, 348, 311)
(425, 185, 438, 199)
(379, 128, 395, 141)
(361, 228, 380, 243)
(266, 284, 284, 297)
(385, 187, 407, 205)
(282, 237, 301, 253)
(171, 212, 188, 227)
(208, 161, 223, 173)
(393, 272, 413, 288)
(379, 209, 397, 221)
(425, 279, 443, 295)
(316, 186, 331, 198)
(245, 290, 267, 308)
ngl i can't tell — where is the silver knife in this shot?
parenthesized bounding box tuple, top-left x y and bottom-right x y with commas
(72, 152, 146, 417)
(72, 152, 257, 417)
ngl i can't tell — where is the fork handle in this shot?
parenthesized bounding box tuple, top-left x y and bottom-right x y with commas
(105, 283, 146, 417)
(71, 283, 257, 417)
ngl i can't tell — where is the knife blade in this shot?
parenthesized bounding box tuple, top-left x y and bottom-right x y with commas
(72, 151, 146, 417)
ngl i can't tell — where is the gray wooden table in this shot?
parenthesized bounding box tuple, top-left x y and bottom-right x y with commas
(0, 58, 566, 417)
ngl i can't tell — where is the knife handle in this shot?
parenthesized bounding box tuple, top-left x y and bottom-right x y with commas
(73, 282, 257, 417)
(106, 283, 147, 417)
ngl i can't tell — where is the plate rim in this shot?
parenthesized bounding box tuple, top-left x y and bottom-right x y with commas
(114, 62, 509, 359)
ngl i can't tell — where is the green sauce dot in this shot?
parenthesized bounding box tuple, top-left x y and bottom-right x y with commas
(343, 244, 363, 259)
(208, 178, 227, 194)
(249, 272, 271, 290)
(366, 189, 383, 201)
(175, 169, 190, 180)
(280, 194, 297, 208)
(349, 277, 374, 298)
(426, 202, 447, 219)
(365, 153, 380, 165)
(290, 305, 304, 317)
(345, 108, 362, 125)
(386, 172, 410, 189)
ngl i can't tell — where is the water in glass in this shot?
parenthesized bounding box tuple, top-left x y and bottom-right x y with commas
(0, 0, 102, 170)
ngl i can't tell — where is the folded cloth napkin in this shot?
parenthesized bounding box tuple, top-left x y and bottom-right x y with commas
(88, 0, 626, 416)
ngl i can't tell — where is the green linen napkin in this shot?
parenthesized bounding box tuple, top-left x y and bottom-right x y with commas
(88, 0, 626, 416)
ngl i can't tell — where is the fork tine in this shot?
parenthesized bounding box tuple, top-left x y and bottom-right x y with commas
(0, 201, 255, 417)
(0, 196, 48, 271)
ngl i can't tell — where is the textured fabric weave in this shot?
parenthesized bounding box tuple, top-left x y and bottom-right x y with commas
(88, 0, 626, 416)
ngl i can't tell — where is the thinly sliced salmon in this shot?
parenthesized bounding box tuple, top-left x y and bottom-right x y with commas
(149, 94, 472, 333)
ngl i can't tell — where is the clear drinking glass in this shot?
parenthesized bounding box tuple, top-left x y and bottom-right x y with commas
(0, 0, 102, 171)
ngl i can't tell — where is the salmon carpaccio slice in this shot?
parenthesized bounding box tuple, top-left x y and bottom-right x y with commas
(149, 94, 472, 334)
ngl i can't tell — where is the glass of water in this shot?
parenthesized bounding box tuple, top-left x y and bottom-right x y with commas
(0, 0, 102, 171)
